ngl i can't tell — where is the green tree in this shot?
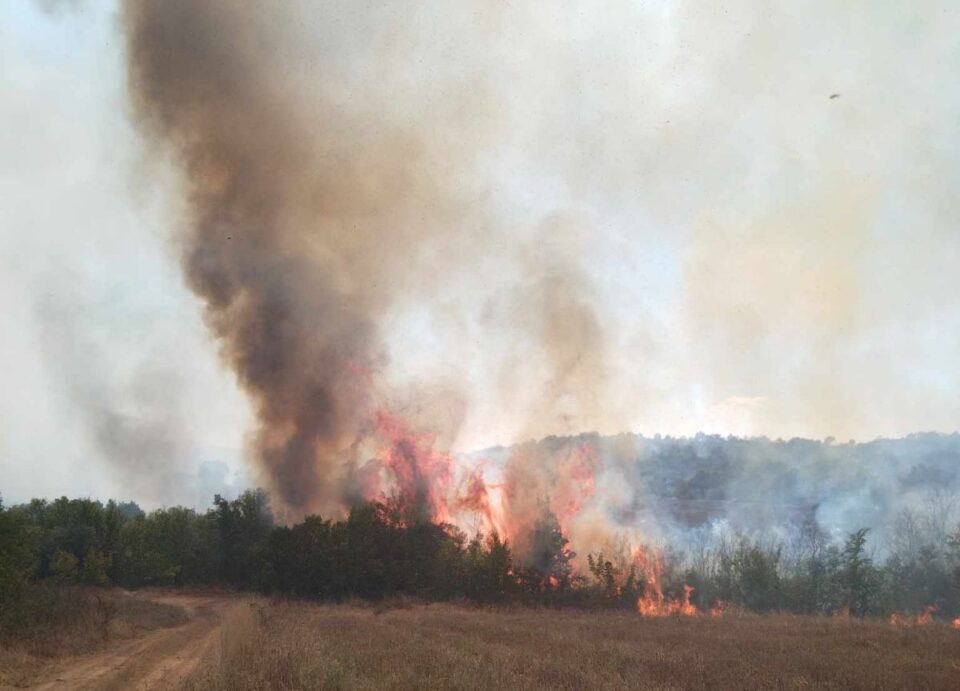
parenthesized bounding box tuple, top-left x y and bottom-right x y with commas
(213, 490, 273, 587)
(465, 532, 514, 602)
(113, 515, 178, 586)
(839, 528, 878, 616)
(80, 549, 112, 585)
(262, 515, 335, 596)
(717, 539, 782, 612)
(518, 509, 575, 596)
(783, 544, 843, 614)
(50, 549, 79, 584)
(0, 500, 38, 610)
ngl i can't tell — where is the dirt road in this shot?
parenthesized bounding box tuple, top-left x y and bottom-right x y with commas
(25, 593, 241, 691)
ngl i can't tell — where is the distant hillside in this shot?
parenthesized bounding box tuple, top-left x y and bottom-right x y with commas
(471, 431, 960, 552)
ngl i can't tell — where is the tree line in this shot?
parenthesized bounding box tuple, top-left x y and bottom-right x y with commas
(3, 490, 960, 626)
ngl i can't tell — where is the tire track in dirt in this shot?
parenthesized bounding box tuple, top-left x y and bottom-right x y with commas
(25, 594, 242, 691)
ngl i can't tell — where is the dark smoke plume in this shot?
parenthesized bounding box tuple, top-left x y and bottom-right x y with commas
(126, 2, 368, 513)
(123, 1, 374, 513)
(122, 1, 497, 515)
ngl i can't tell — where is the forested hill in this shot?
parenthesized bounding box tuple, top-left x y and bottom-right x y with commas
(475, 431, 960, 547)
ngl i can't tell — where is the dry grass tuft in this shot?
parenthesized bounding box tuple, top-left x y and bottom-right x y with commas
(185, 601, 960, 690)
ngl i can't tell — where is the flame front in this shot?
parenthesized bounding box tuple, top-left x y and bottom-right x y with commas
(633, 547, 700, 617)
(916, 605, 936, 626)
(452, 462, 507, 537)
(362, 409, 720, 623)
(370, 410, 454, 524)
(890, 606, 936, 627)
(550, 444, 598, 536)
(709, 600, 728, 618)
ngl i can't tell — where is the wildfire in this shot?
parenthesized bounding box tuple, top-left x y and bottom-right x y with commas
(637, 583, 698, 618)
(632, 547, 699, 617)
(890, 606, 936, 627)
(709, 600, 728, 618)
(365, 410, 733, 620)
(952, 617, 960, 630)
(367, 408, 710, 615)
(550, 444, 599, 536)
(452, 462, 507, 537)
(371, 410, 454, 523)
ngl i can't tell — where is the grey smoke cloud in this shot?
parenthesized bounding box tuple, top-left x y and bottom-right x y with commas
(558, 432, 960, 559)
(32, 0, 85, 15)
(33, 281, 189, 503)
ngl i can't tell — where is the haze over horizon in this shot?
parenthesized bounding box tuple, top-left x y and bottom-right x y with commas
(2, 0, 959, 509)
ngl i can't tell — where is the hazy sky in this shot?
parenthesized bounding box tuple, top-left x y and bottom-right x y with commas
(2, 0, 959, 507)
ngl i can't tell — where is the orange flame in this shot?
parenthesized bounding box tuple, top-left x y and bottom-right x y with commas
(632, 546, 698, 617)
(452, 462, 507, 537)
(549, 444, 598, 536)
(366, 414, 603, 576)
(709, 600, 728, 618)
(951, 617, 960, 630)
(890, 606, 936, 627)
(371, 410, 454, 523)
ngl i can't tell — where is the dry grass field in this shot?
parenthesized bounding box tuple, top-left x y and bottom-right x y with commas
(186, 600, 960, 691)
(6, 592, 960, 690)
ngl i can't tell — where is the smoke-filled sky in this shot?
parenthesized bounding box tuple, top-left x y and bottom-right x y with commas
(2, 0, 959, 509)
